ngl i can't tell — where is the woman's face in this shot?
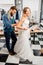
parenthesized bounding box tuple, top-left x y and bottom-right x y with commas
(26, 9, 31, 17)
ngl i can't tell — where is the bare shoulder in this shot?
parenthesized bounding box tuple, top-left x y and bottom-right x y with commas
(21, 17, 25, 22)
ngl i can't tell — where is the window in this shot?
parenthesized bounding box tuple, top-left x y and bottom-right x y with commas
(40, 0, 43, 22)
(15, 0, 23, 11)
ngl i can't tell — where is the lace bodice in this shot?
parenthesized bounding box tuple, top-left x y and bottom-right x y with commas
(22, 19, 29, 28)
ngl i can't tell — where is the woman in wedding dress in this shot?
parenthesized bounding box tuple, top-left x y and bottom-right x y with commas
(14, 7, 34, 63)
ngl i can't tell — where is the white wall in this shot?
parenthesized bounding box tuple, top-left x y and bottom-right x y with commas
(0, 0, 15, 19)
(0, 0, 15, 12)
(23, 0, 41, 23)
(23, 0, 39, 11)
(0, 0, 41, 23)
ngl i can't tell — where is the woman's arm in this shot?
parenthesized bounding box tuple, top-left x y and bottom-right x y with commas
(16, 26, 28, 30)
(11, 20, 19, 27)
(11, 23, 17, 27)
(16, 18, 28, 30)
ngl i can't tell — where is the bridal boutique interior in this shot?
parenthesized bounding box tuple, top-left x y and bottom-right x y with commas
(0, 0, 43, 65)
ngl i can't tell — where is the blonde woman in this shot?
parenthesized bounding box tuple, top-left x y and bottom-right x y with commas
(14, 7, 34, 64)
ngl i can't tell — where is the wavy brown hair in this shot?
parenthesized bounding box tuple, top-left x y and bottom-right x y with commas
(23, 7, 31, 14)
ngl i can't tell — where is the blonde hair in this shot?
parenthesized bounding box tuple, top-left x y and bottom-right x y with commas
(23, 7, 31, 14)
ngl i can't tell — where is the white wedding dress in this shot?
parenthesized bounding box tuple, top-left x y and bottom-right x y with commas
(14, 19, 34, 62)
